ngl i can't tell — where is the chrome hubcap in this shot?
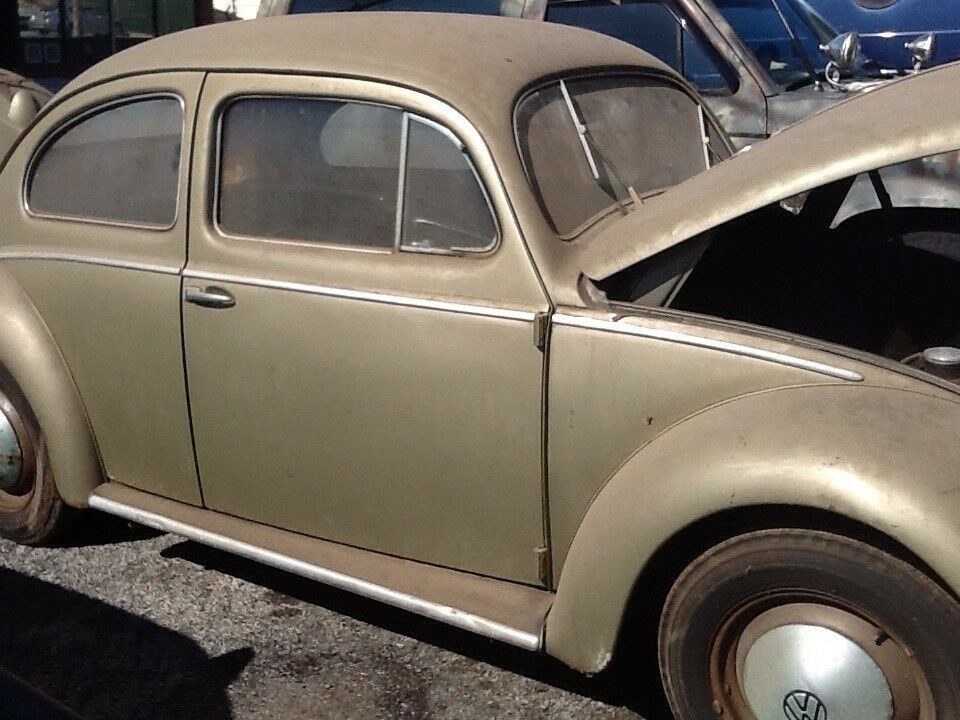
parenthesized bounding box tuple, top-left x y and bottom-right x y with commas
(740, 622, 893, 720)
(0, 404, 23, 492)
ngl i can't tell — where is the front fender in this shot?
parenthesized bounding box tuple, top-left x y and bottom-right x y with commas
(0, 267, 102, 507)
(545, 383, 960, 672)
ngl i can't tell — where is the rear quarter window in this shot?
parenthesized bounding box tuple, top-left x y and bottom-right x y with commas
(26, 96, 183, 228)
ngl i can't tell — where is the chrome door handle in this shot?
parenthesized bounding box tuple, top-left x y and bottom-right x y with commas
(183, 285, 236, 309)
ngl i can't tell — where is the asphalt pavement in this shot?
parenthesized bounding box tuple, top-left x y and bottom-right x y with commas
(0, 513, 667, 720)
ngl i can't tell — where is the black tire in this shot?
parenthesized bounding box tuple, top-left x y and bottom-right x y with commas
(659, 529, 960, 720)
(0, 375, 68, 545)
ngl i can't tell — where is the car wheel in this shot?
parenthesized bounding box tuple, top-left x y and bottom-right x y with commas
(0, 377, 67, 544)
(659, 529, 960, 720)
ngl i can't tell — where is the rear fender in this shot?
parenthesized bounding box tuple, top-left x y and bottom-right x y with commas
(0, 267, 102, 507)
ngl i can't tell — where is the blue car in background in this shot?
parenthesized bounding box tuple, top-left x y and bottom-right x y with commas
(799, 0, 960, 70)
(257, 0, 929, 146)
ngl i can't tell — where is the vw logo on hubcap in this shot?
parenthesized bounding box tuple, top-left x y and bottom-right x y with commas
(783, 691, 828, 720)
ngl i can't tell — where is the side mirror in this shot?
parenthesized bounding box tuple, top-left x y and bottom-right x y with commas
(7, 89, 40, 129)
(819, 31, 861, 72)
(905, 33, 935, 72)
(499, 0, 548, 19)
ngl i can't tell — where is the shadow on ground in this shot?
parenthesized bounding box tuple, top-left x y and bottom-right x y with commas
(0, 567, 253, 720)
(162, 540, 672, 720)
(51, 512, 163, 548)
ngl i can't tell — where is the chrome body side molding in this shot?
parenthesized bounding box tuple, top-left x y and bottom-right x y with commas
(183, 270, 537, 322)
(553, 313, 864, 382)
(0, 251, 181, 275)
(88, 491, 545, 651)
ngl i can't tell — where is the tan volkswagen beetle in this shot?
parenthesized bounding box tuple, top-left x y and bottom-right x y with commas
(3, 12, 960, 719)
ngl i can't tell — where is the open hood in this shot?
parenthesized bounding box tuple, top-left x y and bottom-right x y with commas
(579, 62, 960, 280)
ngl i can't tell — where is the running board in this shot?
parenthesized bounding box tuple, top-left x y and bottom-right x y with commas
(88, 483, 552, 651)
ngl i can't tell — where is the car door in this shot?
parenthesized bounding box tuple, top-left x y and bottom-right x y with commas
(182, 73, 550, 585)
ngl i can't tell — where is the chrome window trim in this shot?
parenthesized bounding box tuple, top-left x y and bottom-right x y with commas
(23, 92, 186, 232)
(400, 113, 500, 255)
(409, 113, 464, 151)
(393, 112, 411, 250)
(697, 104, 712, 169)
(184, 269, 537, 322)
(88, 493, 544, 651)
(212, 94, 502, 258)
(553, 313, 864, 381)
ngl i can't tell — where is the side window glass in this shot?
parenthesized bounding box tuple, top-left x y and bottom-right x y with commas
(400, 117, 497, 253)
(288, 0, 499, 11)
(712, 0, 821, 89)
(217, 97, 403, 248)
(546, 1, 682, 69)
(288, 0, 356, 12)
(360, 0, 500, 10)
(546, 1, 734, 95)
(27, 96, 182, 228)
(682, 27, 736, 95)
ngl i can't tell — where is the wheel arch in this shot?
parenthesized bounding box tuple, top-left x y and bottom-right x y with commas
(0, 266, 102, 507)
(612, 504, 951, 679)
(544, 383, 960, 673)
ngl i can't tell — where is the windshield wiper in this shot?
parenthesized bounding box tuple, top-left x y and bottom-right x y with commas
(558, 79, 638, 213)
(696, 104, 726, 168)
(559, 79, 601, 180)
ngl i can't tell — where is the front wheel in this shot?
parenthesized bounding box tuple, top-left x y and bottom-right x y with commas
(659, 529, 960, 720)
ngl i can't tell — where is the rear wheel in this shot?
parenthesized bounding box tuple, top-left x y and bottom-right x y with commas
(0, 376, 67, 544)
(659, 529, 960, 720)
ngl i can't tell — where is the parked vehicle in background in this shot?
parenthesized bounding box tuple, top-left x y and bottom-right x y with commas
(7, 0, 212, 92)
(258, 0, 932, 147)
(800, 0, 960, 70)
(4, 13, 960, 719)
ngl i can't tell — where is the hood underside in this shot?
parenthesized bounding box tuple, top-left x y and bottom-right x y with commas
(579, 62, 960, 280)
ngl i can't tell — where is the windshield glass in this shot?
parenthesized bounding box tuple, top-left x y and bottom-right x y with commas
(516, 74, 719, 237)
(712, 0, 836, 88)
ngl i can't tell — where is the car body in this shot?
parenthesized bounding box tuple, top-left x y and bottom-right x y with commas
(0, 69, 51, 151)
(4, 13, 960, 718)
(800, 0, 960, 70)
(257, 0, 917, 147)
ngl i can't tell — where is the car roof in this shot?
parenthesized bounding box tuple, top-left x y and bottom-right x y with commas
(62, 12, 673, 131)
(579, 61, 960, 280)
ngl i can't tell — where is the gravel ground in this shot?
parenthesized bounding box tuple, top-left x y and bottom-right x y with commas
(0, 514, 667, 720)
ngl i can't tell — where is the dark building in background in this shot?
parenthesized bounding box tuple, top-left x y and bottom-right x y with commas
(1, 3, 23, 71)
(9, 1, 213, 88)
